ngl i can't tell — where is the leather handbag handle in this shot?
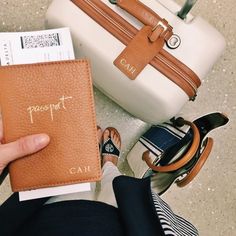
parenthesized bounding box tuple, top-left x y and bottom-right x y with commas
(176, 137, 213, 187)
(110, 0, 173, 39)
(142, 119, 200, 172)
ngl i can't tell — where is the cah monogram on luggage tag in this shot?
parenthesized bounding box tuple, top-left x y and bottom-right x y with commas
(114, 23, 172, 80)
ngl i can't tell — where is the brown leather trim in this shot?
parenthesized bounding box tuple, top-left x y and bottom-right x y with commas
(71, 0, 201, 99)
(142, 119, 200, 172)
(159, 50, 201, 87)
(176, 137, 213, 187)
(150, 57, 197, 97)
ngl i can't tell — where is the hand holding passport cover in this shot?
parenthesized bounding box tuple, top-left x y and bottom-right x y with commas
(0, 60, 101, 192)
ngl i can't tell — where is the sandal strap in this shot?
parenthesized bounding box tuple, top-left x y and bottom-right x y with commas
(102, 138, 120, 158)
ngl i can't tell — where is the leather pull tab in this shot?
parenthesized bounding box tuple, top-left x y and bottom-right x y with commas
(114, 26, 165, 80)
(148, 26, 163, 42)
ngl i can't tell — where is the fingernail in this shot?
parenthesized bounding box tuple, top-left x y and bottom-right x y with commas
(34, 134, 50, 147)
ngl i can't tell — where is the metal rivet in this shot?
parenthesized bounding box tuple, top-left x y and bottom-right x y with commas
(167, 34, 181, 49)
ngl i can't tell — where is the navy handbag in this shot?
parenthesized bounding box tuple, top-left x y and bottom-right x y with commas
(127, 112, 229, 194)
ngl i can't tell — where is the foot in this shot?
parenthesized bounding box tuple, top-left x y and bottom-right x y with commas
(101, 127, 121, 166)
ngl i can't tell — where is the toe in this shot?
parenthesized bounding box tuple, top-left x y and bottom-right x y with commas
(110, 129, 114, 138)
(116, 136, 121, 149)
(103, 129, 110, 142)
(112, 130, 120, 149)
(110, 130, 115, 143)
(117, 138, 121, 149)
(114, 134, 119, 147)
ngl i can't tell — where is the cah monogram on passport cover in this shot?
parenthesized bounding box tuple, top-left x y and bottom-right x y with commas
(0, 60, 101, 192)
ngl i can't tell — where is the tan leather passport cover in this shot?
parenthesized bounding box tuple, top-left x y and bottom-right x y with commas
(0, 60, 101, 192)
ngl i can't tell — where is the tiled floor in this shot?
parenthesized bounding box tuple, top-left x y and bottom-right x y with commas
(0, 0, 235, 235)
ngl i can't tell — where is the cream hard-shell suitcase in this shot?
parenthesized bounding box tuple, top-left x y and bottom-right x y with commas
(46, 0, 225, 124)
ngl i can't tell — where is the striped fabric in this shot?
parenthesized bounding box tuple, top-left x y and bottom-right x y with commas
(151, 191, 199, 236)
(140, 122, 192, 169)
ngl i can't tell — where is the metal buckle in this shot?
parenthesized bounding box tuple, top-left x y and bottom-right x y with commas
(150, 20, 172, 41)
(152, 20, 168, 33)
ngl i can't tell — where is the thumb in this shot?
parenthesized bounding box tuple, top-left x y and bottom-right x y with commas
(0, 134, 50, 170)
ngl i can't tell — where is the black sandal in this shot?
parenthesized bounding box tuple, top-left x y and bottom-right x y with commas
(101, 127, 121, 158)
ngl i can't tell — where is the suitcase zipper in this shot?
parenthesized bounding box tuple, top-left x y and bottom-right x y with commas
(72, 0, 200, 100)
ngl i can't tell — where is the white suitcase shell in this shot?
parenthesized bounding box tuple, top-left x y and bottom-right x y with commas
(45, 0, 225, 124)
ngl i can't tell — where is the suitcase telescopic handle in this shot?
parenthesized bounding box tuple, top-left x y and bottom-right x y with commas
(178, 0, 198, 19)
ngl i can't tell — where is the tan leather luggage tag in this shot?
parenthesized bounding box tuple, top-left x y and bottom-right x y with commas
(114, 23, 172, 80)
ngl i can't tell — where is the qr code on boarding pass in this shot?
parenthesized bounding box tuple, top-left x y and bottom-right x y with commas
(20, 33, 61, 49)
